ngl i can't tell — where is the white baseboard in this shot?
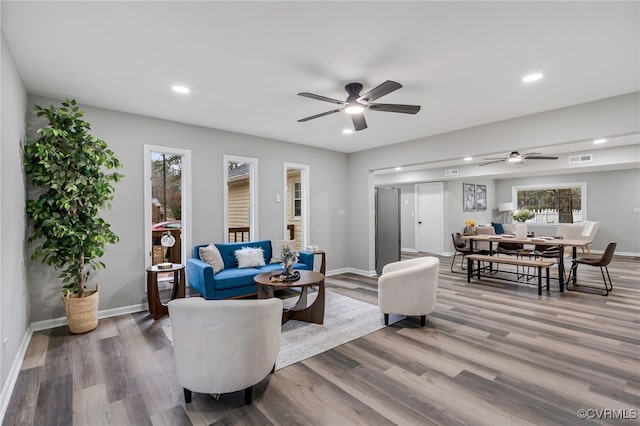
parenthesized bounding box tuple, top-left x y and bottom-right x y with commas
(30, 302, 148, 332)
(401, 248, 418, 253)
(0, 327, 33, 423)
(327, 267, 377, 277)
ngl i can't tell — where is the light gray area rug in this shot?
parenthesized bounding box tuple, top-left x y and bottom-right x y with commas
(162, 291, 385, 370)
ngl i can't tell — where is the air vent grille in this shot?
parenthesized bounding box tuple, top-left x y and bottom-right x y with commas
(568, 154, 593, 164)
(444, 168, 459, 176)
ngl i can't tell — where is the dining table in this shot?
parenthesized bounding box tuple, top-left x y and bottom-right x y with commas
(462, 234, 588, 292)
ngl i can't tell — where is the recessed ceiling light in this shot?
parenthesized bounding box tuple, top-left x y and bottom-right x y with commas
(172, 85, 190, 94)
(593, 138, 607, 144)
(463, 157, 473, 162)
(342, 129, 353, 134)
(395, 167, 403, 171)
(522, 73, 543, 83)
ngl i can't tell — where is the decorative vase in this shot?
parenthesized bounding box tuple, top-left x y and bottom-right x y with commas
(283, 265, 294, 277)
(63, 284, 99, 334)
(514, 222, 528, 239)
(463, 226, 477, 235)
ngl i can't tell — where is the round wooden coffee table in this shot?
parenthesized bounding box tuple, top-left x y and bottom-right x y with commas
(254, 270, 325, 324)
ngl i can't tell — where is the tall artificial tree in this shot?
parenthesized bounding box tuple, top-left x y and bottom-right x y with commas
(24, 99, 123, 297)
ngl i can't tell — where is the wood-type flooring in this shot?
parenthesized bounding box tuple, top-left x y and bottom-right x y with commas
(3, 253, 639, 425)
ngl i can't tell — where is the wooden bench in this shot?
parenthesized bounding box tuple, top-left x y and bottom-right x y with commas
(466, 254, 555, 295)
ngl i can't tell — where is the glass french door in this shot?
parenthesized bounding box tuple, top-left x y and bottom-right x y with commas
(144, 145, 191, 270)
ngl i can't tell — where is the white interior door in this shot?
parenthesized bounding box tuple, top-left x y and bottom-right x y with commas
(415, 182, 443, 254)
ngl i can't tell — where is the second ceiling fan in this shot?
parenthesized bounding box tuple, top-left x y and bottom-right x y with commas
(297, 80, 420, 131)
(478, 151, 559, 166)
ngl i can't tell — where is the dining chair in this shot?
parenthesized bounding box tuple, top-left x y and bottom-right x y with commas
(566, 241, 616, 296)
(578, 221, 600, 254)
(450, 232, 491, 273)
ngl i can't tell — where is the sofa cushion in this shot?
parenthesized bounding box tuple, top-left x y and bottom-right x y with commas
(270, 239, 296, 263)
(214, 267, 262, 290)
(199, 244, 225, 273)
(235, 247, 266, 268)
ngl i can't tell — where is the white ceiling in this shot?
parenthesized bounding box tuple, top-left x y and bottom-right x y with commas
(2, 1, 639, 154)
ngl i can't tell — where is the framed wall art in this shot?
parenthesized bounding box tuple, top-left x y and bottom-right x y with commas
(463, 183, 476, 211)
(476, 184, 487, 210)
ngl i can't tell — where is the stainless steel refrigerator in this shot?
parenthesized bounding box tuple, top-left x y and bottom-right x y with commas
(375, 187, 401, 275)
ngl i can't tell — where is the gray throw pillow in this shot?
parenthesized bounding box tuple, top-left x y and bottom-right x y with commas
(199, 244, 224, 274)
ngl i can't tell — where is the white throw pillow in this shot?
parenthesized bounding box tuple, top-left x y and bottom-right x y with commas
(199, 244, 224, 274)
(235, 247, 266, 268)
(270, 239, 296, 263)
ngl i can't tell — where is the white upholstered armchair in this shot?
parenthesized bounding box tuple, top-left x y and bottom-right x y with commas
(168, 297, 283, 405)
(378, 256, 439, 327)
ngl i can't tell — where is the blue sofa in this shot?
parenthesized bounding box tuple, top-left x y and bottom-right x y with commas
(186, 240, 315, 299)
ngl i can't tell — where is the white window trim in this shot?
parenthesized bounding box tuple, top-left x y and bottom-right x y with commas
(511, 181, 587, 225)
(223, 155, 258, 242)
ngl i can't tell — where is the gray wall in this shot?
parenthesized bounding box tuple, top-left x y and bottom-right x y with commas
(25, 96, 349, 323)
(380, 179, 498, 254)
(349, 93, 640, 272)
(495, 169, 640, 255)
(1, 34, 30, 398)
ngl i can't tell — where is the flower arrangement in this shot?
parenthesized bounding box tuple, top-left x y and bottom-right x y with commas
(463, 219, 477, 235)
(280, 246, 299, 276)
(512, 209, 535, 222)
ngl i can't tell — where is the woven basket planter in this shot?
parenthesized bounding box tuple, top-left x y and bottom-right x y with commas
(63, 285, 99, 334)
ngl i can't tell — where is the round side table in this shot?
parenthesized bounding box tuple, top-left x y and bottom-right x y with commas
(146, 263, 186, 320)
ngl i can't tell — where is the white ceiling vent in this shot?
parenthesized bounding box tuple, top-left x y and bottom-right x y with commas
(568, 154, 593, 164)
(444, 168, 460, 176)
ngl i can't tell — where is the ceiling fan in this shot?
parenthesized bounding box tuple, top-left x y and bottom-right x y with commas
(297, 80, 421, 131)
(478, 151, 559, 166)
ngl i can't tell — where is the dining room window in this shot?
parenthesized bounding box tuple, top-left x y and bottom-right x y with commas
(512, 182, 586, 224)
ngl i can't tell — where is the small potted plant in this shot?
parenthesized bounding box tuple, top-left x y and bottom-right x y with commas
(23, 99, 123, 334)
(280, 246, 299, 277)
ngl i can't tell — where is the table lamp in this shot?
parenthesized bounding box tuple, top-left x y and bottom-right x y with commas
(498, 202, 514, 223)
(157, 231, 176, 269)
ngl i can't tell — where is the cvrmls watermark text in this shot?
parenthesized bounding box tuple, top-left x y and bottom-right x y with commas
(576, 408, 637, 420)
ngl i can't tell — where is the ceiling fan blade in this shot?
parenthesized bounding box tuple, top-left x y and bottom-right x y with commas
(297, 92, 344, 105)
(478, 159, 506, 166)
(524, 155, 559, 160)
(357, 80, 402, 103)
(297, 108, 342, 122)
(351, 113, 367, 131)
(368, 103, 421, 114)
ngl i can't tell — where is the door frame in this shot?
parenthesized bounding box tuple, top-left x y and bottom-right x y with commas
(143, 145, 192, 271)
(414, 182, 444, 255)
(283, 162, 310, 249)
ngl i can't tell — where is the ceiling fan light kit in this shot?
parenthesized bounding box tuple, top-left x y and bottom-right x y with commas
(478, 151, 559, 167)
(297, 80, 421, 131)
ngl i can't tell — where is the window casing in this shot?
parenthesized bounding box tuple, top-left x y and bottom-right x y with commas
(293, 181, 302, 218)
(511, 182, 587, 225)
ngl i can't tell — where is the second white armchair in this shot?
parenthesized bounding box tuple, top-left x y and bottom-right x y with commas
(378, 256, 439, 327)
